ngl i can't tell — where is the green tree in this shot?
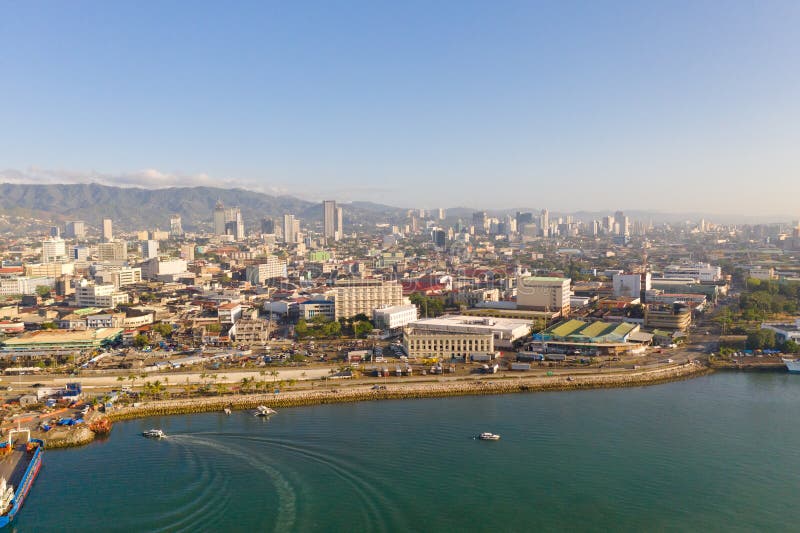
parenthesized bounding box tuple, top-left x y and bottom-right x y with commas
(295, 319, 308, 338)
(153, 323, 173, 337)
(40, 322, 58, 330)
(35, 285, 51, 298)
(353, 320, 373, 338)
(133, 334, 150, 349)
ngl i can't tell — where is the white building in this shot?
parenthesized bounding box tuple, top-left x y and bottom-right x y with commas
(761, 319, 800, 344)
(0, 277, 56, 296)
(408, 315, 531, 349)
(41, 237, 67, 264)
(141, 240, 159, 260)
(74, 281, 129, 308)
(299, 300, 336, 321)
(517, 276, 572, 315)
(94, 267, 142, 288)
(373, 304, 418, 330)
(245, 257, 288, 285)
(332, 279, 404, 320)
(613, 273, 652, 298)
(102, 218, 113, 242)
(139, 257, 188, 281)
(663, 263, 722, 283)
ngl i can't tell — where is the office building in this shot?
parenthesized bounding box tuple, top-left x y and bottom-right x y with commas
(245, 257, 288, 285)
(613, 273, 652, 299)
(102, 218, 113, 242)
(169, 214, 183, 237)
(373, 304, 419, 330)
(64, 221, 86, 239)
(283, 214, 298, 244)
(403, 327, 494, 359)
(517, 276, 572, 315)
(261, 217, 275, 234)
(73, 281, 129, 308)
(141, 240, 159, 260)
(213, 201, 227, 235)
(97, 240, 128, 262)
(41, 237, 67, 264)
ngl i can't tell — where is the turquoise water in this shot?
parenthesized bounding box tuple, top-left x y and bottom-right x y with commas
(17, 373, 800, 532)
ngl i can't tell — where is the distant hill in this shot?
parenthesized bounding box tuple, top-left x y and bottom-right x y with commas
(0, 183, 407, 232)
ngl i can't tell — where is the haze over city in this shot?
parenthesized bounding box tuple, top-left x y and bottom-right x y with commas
(2, 1, 799, 214)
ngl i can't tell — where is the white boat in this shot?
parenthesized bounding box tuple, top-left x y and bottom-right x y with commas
(783, 358, 800, 373)
(478, 432, 500, 441)
(142, 429, 166, 439)
(254, 406, 277, 417)
(224, 408, 232, 415)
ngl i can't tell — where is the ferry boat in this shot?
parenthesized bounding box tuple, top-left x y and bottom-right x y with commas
(142, 429, 166, 439)
(478, 432, 501, 441)
(0, 428, 44, 528)
(254, 406, 277, 417)
(783, 358, 800, 373)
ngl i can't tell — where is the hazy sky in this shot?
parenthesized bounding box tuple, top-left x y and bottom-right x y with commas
(1, 1, 799, 214)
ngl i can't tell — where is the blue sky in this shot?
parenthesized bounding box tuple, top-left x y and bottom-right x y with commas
(1, 1, 798, 214)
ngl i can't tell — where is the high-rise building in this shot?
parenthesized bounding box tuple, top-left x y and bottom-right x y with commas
(438, 208, 446, 220)
(170, 214, 183, 237)
(213, 202, 244, 240)
(472, 211, 487, 234)
(102, 218, 113, 242)
(245, 257, 288, 284)
(141, 240, 159, 260)
(283, 214, 297, 244)
(539, 210, 549, 237)
(335, 206, 343, 240)
(41, 237, 67, 263)
(431, 229, 447, 249)
(213, 201, 226, 235)
(261, 217, 275, 234)
(97, 240, 127, 262)
(50, 226, 61, 238)
(323, 200, 337, 240)
(332, 279, 404, 319)
(65, 221, 86, 239)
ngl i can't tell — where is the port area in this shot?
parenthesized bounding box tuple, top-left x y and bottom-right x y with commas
(708, 355, 787, 371)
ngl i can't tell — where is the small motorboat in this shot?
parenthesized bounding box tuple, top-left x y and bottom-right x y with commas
(142, 429, 166, 439)
(224, 408, 232, 415)
(254, 406, 277, 417)
(478, 432, 500, 441)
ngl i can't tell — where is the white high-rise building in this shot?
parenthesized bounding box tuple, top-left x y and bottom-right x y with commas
(323, 200, 336, 240)
(141, 240, 159, 260)
(332, 279, 404, 320)
(65, 221, 86, 239)
(283, 214, 297, 244)
(41, 237, 67, 264)
(170, 214, 183, 237)
(102, 218, 113, 242)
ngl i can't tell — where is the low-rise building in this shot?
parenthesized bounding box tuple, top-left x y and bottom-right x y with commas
(403, 327, 494, 359)
(373, 304, 418, 330)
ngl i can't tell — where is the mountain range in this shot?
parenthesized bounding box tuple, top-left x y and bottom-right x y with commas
(0, 183, 407, 232)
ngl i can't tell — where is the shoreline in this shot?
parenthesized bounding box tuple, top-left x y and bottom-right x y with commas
(105, 362, 712, 422)
(39, 363, 711, 448)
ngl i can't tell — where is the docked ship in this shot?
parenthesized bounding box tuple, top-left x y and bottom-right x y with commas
(783, 358, 800, 374)
(0, 429, 44, 528)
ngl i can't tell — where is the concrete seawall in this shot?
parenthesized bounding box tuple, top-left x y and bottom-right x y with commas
(108, 363, 712, 422)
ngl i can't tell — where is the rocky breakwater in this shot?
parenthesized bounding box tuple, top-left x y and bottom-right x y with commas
(109, 361, 711, 421)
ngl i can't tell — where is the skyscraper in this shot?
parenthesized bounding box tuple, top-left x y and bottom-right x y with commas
(472, 211, 487, 234)
(261, 217, 275, 234)
(213, 201, 226, 235)
(170, 214, 183, 237)
(283, 214, 297, 244)
(335, 206, 343, 240)
(102, 218, 113, 242)
(539, 209, 549, 237)
(141, 240, 159, 260)
(323, 200, 336, 240)
(65, 221, 86, 239)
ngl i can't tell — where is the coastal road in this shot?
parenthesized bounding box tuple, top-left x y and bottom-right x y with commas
(0, 367, 334, 391)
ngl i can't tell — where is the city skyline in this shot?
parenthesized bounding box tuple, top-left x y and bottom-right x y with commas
(2, 2, 799, 213)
